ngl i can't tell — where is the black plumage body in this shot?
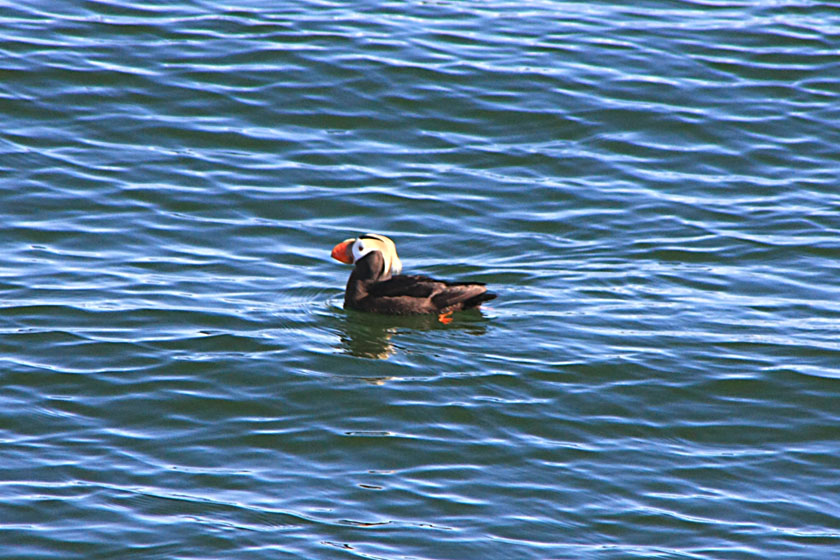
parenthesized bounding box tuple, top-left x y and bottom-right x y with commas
(343, 251, 496, 315)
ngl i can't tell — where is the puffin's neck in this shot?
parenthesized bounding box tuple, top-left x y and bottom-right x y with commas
(344, 251, 391, 307)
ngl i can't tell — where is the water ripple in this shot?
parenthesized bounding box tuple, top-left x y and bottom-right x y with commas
(3, 1, 840, 558)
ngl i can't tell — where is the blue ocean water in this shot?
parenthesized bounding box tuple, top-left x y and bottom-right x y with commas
(2, 1, 839, 558)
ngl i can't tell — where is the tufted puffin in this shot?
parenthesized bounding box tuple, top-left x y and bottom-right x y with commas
(331, 233, 496, 317)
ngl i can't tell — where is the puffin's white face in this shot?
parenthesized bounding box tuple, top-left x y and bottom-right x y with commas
(331, 233, 402, 276)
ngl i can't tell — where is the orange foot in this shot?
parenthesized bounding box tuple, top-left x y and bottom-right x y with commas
(438, 311, 454, 325)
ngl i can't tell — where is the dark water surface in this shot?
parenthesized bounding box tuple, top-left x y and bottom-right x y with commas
(2, 1, 840, 558)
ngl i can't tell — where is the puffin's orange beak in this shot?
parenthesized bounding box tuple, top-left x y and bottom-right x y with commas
(331, 240, 354, 264)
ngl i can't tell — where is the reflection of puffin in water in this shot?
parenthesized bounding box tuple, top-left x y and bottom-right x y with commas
(331, 234, 496, 319)
(336, 312, 491, 360)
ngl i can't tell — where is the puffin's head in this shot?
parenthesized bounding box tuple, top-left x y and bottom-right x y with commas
(331, 233, 403, 276)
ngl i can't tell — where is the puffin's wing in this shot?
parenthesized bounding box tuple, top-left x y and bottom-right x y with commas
(368, 275, 438, 298)
(431, 282, 492, 310)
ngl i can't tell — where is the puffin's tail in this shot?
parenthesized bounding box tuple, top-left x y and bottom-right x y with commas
(432, 282, 496, 311)
(462, 291, 497, 310)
